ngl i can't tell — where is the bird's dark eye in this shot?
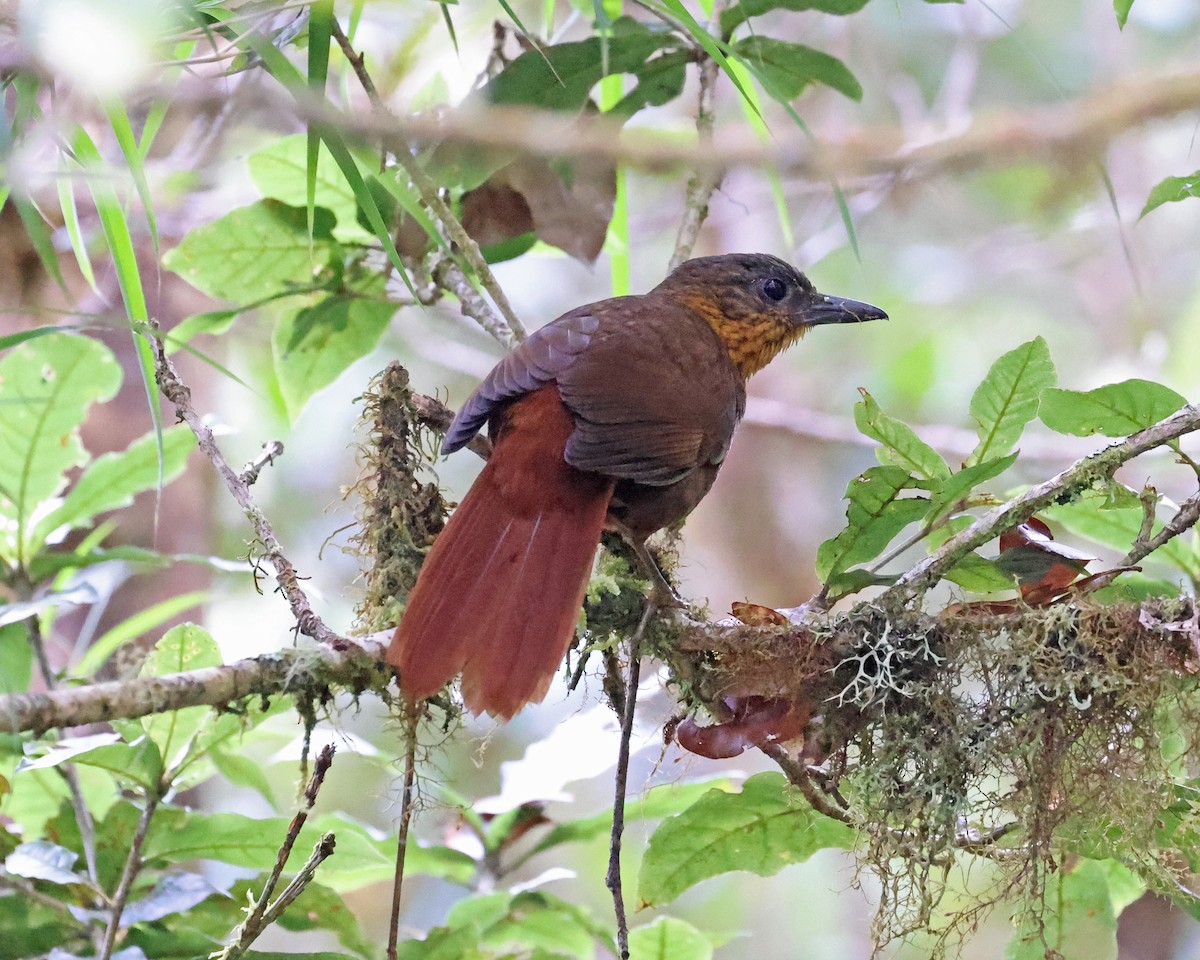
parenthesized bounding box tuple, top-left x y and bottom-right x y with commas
(762, 277, 788, 302)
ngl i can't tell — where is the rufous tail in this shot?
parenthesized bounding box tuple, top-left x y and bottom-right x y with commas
(387, 387, 614, 719)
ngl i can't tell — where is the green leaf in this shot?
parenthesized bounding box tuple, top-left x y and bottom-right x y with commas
(816, 466, 929, 581)
(210, 745, 277, 806)
(165, 309, 241, 352)
(732, 36, 862, 102)
(1005, 858, 1122, 960)
(638, 772, 854, 906)
(967, 336, 1056, 466)
(72, 590, 209, 678)
(1114, 0, 1134, 28)
(1140, 169, 1200, 217)
(64, 737, 164, 792)
(1039, 380, 1188, 437)
(271, 881, 374, 959)
(629, 917, 713, 960)
(0, 624, 32, 695)
(944, 552, 1015, 593)
(925, 452, 1018, 522)
(1045, 497, 1199, 578)
(12, 195, 66, 291)
(447, 891, 611, 958)
(0, 334, 122, 569)
(248, 134, 367, 240)
(163, 200, 338, 303)
(527, 778, 734, 856)
(486, 20, 682, 113)
(273, 287, 395, 419)
(31, 424, 194, 549)
(720, 0, 870, 34)
(855, 389, 949, 481)
(138, 624, 222, 771)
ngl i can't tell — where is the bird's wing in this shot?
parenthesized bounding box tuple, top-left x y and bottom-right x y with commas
(442, 308, 602, 453)
(557, 297, 743, 486)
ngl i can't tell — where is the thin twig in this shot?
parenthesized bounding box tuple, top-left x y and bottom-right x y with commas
(409, 392, 493, 460)
(99, 786, 161, 960)
(329, 18, 525, 347)
(150, 326, 344, 649)
(1120, 487, 1200, 569)
(669, 0, 728, 271)
(217, 745, 337, 960)
(878, 404, 1200, 609)
(387, 705, 420, 960)
(239, 440, 285, 486)
(606, 601, 653, 960)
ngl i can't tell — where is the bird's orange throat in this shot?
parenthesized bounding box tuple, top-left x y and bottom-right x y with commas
(674, 292, 806, 379)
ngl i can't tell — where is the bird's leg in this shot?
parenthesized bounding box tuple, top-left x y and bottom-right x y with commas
(610, 521, 686, 609)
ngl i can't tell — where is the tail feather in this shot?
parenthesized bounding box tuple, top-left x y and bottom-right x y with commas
(387, 387, 614, 718)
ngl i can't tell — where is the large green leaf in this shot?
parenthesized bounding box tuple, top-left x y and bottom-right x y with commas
(30, 424, 194, 551)
(0, 334, 121, 568)
(446, 891, 610, 958)
(163, 200, 338, 303)
(732, 36, 862, 102)
(248, 134, 367, 240)
(486, 18, 682, 112)
(0, 624, 31, 695)
(272, 287, 396, 419)
(721, 0, 871, 34)
(967, 336, 1056, 465)
(816, 466, 929, 581)
(638, 772, 854, 906)
(855, 389, 949, 481)
(1039, 379, 1188, 437)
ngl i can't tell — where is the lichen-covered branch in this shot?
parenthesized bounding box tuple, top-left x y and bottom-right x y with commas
(0, 637, 388, 735)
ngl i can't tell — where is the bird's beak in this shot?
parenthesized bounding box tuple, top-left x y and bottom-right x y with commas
(801, 293, 888, 327)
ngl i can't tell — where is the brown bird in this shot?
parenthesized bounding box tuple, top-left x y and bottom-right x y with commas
(388, 253, 886, 718)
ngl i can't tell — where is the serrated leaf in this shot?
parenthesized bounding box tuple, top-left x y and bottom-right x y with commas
(272, 288, 395, 419)
(1039, 380, 1188, 437)
(816, 466, 929, 581)
(0, 334, 121, 568)
(855, 390, 949, 480)
(1140, 170, 1200, 217)
(968, 336, 1056, 466)
(720, 0, 870, 34)
(733, 36, 862, 102)
(163, 200, 338, 303)
(31, 425, 194, 550)
(638, 772, 853, 906)
(629, 916, 712, 960)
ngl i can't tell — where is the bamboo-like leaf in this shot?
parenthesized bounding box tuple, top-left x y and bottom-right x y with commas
(56, 172, 98, 292)
(104, 100, 159, 252)
(13, 194, 66, 291)
(306, 0, 335, 246)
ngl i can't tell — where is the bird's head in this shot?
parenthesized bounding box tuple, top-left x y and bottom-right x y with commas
(655, 253, 887, 378)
